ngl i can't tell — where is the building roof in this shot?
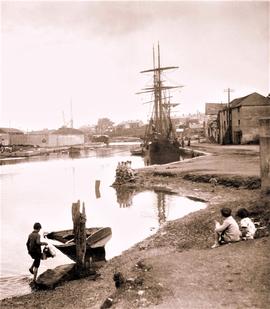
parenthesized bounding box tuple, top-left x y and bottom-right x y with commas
(27, 129, 54, 134)
(0, 128, 24, 134)
(205, 103, 227, 115)
(52, 127, 84, 135)
(230, 92, 270, 109)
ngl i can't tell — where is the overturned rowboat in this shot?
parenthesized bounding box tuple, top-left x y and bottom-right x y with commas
(45, 227, 112, 262)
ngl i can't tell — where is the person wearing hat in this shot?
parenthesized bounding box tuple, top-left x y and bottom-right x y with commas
(26, 222, 48, 282)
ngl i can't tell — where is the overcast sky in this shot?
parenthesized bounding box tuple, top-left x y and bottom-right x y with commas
(1, 1, 269, 131)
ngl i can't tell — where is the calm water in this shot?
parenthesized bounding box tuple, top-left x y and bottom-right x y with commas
(0, 145, 206, 299)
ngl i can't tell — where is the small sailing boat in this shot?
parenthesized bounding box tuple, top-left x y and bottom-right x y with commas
(137, 43, 182, 165)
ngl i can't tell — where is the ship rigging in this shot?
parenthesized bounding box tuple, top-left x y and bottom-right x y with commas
(137, 43, 183, 165)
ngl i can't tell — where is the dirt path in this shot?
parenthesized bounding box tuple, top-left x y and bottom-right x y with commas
(1, 143, 269, 309)
(146, 238, 270, 309)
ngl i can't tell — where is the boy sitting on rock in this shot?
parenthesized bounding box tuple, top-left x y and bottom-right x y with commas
(211, 207, 242, 248)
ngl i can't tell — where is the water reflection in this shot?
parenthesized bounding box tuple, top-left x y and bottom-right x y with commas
(114, 187, 203, 228)
(115, 186, 136, 208)
(114, 186, 167, 224)
(156, 191, 166, 225)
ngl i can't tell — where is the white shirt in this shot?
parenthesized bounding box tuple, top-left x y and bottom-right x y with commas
(240, 217, 256, 239)
(215, 216, 241, 242)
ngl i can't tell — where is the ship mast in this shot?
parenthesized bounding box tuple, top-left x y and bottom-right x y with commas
(138, 43, 182, 141)
(157, 43, 163, 136)
(153, 46, 159, 132)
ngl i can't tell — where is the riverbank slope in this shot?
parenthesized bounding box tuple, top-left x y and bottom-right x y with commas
(1, 143, 269, 308)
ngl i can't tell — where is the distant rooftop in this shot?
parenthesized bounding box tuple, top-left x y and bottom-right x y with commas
(0, 128, 24, 134)
(52, 127, 84, 135)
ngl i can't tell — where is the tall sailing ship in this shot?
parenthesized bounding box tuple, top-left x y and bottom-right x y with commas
(138, 44, 182, 165)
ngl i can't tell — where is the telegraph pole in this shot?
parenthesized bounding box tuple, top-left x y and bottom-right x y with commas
(223, 88, 234, 144)
(70, 98, 74, 128)
(224, 88, 234, 106)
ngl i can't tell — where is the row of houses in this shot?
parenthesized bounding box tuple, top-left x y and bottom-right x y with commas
(0, 127, 85, 147)
(2, 92, 268, 147)
(205, 92, 270, 144)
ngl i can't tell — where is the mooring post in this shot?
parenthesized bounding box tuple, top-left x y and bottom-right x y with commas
(95, 180, 101, 198)
(72, 200, 87, 273)
(259, 118, 270, 195)
(72, 200, 80, 234)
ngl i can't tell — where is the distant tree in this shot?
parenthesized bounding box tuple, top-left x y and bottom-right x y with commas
(96, 118, 114, 134)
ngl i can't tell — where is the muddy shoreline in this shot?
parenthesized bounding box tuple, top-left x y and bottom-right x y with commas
(1, 143, 270, 308)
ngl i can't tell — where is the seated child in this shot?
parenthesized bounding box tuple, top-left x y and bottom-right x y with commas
(236, 208, 257, 240)
(211, 207, 242, 248)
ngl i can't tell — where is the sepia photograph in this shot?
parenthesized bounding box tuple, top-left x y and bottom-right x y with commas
(1, 0, 269, 308)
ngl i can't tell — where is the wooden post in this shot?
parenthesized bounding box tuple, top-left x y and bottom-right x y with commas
(95, 180, 101, 198)
(72, 200, 87, 273)
(72, 200, 80, 234)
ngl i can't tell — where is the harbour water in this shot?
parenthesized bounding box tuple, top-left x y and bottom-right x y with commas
(0, 144, 206, 299)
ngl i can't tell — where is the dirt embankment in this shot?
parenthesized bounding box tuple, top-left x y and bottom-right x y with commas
(1, 143, 270, 309)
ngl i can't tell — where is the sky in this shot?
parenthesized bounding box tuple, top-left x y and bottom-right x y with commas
(0, 0, 269, 131)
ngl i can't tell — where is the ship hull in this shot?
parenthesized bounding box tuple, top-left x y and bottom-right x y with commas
(144, 140, 180, 165)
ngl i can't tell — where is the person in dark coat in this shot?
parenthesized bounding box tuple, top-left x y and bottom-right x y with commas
(26, 222, 48, 282)
(181, 138, 185, 148)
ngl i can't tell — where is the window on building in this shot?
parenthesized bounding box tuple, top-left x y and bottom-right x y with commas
(238, 119, 240, 126)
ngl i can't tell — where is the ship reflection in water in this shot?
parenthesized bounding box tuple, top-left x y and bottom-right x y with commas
(156, 191, 167, 225)
(114, 187, 206, 227)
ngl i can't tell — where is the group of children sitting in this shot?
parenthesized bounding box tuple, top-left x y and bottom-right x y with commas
(211, 207, 257, 249)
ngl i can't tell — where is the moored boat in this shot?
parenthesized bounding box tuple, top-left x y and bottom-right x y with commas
(130, 147, 145, 156)
(137, 43, 182, 165)
(68, 146, 81, 154)
(45, 227, 112, 262)
(145, 139, 181, 165)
